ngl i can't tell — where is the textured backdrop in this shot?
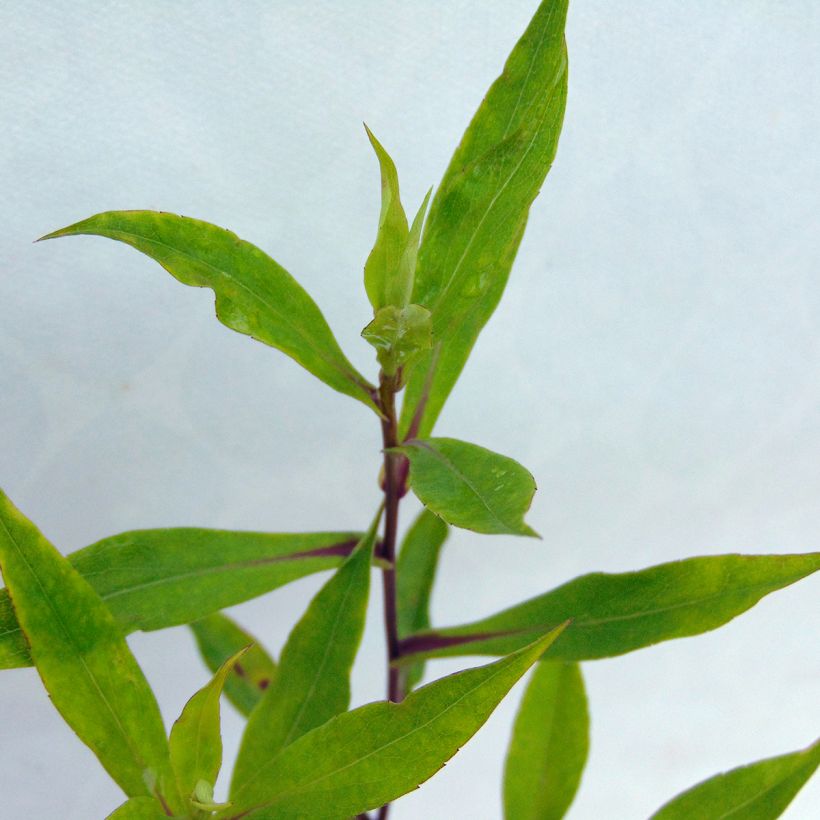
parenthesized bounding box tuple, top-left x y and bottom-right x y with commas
(1, 1, 819, 817)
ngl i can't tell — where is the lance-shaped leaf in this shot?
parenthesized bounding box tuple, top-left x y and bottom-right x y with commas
(396, 508, 449, 691)
(364, 126, 410, 311)
(39, 211, 378, 411)
(106, 798, 168, 819)
(504, 662, 589, 820)
(0, 527, 360, 670)
(231, 518, 378, 795)
(400, 0, 569, 437)
(0, 490, 178, 807)
(169, 647, 249, 806)
(394, 437, 538, 537)
(190, 613, 277, 717)
(223, 626, 566, 819)
(397, 553, 820, 664)
(651, 738, 820, 820)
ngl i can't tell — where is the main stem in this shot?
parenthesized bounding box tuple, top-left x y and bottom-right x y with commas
(377, 372, 404, 820)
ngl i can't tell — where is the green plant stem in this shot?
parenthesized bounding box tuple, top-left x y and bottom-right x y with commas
(377, 372, 405, 820)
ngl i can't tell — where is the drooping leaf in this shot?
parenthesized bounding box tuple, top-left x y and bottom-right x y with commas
(0, 527, 361, 670)
(361, 303, 432, 378)
(400, 0, 569, 437)
(651, 738, 820, 820)
(190, 613, 277, 717)
(396, 508, 449, 691)
(231, 518, 378, 796)
(0, 490, 178, 808)
(395, 437, 538, 537)
(363, 125, 410, 311)
(39, 211, 378, 411)
(169, 647, 249, 805)
(105, 797, 168, 819)
(222, 626, 566, 819)
(397, 552, 820, 663)
(504, 662, 589, 820)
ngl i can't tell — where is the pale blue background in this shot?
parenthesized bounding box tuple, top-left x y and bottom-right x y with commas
(1, 1, 819, 817)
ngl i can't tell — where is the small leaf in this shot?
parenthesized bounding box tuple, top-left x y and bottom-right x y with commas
(396, 508, 449, 691)
(361, 303, 432, 378)
(106, 797, 168, 819)
(223, 626, 567, 819)
(0, 490, 178, 807)
(39, 210, 378, 411)
(651, 737, 820, 820)
(503, 662, 589, 820)
(231, 515, 379, 796)
(400, 0, 569, 437)
(0, 527, 361, 670)
(190, 613, 277, 717)
(395, 437, 538, 536)
(169, 646, 249, 803)
(396, 187, 433, 308)
(397, 553, 820, 664)
(363, 126, 410, 311)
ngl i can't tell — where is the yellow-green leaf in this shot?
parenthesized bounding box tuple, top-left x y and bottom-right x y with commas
(396, 508, 449, 691)
(397, 553, 820, 664)
(504, 662, 589, 820)
(106, 797, 168, 819)
(40, 210, 378, 411)
(400, 0, 569, 437)
(223, 626, 566, 819)
(651, 738, 820, 820)
(231, 519, 377, 796)
(169, 647, 248, 804)
(0, 527, 361, 670)
(190, 613, 276, 717)
(0, 490, 177, 807)
(395, 437, 538, 537)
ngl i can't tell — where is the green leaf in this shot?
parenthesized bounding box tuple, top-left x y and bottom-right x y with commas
(361, 303, 432, 378)
(39, 210, 378, 411)
(0, 490, 178, 807)
(106, 797, 168, 819)
(503, 662, 589, 820)
(169, 646, 248, 805)
(231, 517, 378, 796)
(397, 187, 433, 307)
(400, 0, 569, 437)
(223, 626, 566, 819)
(395, 437, 538, 537)
(397, 552, 820, 664)
(190, 613, 277, 717)
(651, 738, 820, 820)
(363, 125, 409, 311)
(396, 508, 449, 691)
(0, 527, 361, 670)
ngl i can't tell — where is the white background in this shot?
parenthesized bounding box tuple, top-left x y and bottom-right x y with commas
(1, 1, 819, 817)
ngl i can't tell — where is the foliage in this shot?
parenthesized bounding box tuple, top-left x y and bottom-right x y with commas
(1, 1, 817, 817)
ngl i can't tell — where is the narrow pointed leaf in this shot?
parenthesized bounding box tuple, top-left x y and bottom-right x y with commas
(169, 647, 248, 804)
(396, 508, 449, 691)
(106, 798, 168, 819)
(231, 518, 378, 796)
(40, 211, 377, 411)
(400, 0, 569, 437)
(504, 662, 589, 820)
(651, 738, 820, 820)
(398, 553, 820, 663)
(395, 437, 538, 536)
(363, 126, 410, 311)
(0, 527, 361, 670)
(0, 490, 177, 805)
(395, 187, 433, 308)
(223, 626, 566, 819)
(190, 613, 276, 717)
